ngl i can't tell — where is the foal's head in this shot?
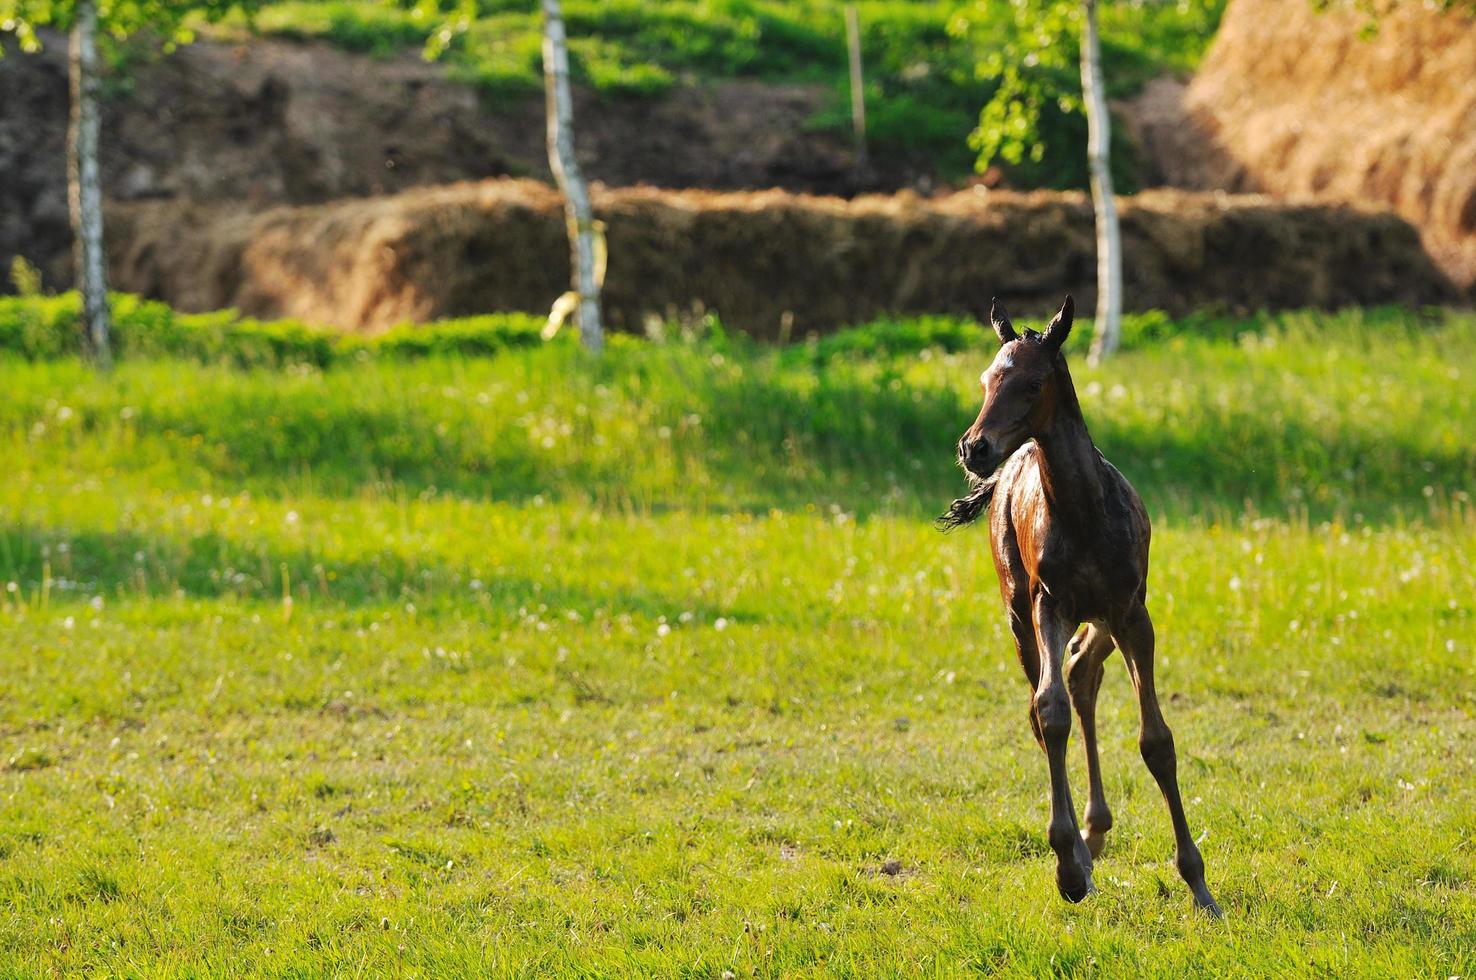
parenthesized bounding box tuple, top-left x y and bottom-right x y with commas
(957, 295, 1075, 480)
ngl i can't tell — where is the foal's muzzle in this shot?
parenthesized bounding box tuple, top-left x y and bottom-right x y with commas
(958, 434, 994, 479)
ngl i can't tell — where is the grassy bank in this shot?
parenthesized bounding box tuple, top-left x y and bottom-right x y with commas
(221, 0, 1227, 184)
(1, 304, 1473, 974)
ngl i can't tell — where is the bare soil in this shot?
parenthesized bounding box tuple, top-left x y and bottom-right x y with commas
(1, 34, 885, 293)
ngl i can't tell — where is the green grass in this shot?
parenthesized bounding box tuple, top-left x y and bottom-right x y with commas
(2, 304, 1474, 974)
(218, 0, 1227, 185)
(0, 292, 545, 368)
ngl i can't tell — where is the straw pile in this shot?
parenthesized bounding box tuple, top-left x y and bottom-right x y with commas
(1140, 0, 1476, 288)
(109, 178, 1456, 334)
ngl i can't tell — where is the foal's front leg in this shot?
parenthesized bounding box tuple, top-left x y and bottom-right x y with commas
(1032, 593, 1095, 902)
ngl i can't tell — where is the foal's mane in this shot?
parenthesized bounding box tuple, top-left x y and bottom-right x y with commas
(935, 470, 998, 532)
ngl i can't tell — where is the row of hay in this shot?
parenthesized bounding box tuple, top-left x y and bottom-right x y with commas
(108, 179, 1457, 335)
(1146, 0, 1476, 287)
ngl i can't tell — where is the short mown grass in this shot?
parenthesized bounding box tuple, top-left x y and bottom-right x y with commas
(0, 302, 1473, 974)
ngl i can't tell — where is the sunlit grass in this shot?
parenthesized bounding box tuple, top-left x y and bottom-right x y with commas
(0, 308, 1473, 974)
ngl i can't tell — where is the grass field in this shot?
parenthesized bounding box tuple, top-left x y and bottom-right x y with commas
(1, 305, 1474, 974)
(217, 0, 1227, 185)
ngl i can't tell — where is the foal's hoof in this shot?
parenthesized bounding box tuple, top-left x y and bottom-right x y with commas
(1194, 894, 1224, 919)
(1081, 827, 1107, 860)
(1055, 863, 1095, 904)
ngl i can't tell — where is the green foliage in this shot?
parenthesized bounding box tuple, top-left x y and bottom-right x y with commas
(960, 0, 1225, 187)
(0, 292, 546, 367)
(0, 304, 1473, 971)
(246, 0, 437, 55)
(0, 0, 268, 50)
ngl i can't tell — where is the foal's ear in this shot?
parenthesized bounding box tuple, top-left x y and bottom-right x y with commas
(1042, 295, 1074, 351)
(989, 297, 1018, 344)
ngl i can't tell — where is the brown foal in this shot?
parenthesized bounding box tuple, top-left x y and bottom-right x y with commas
(941, 296, 1220, 915)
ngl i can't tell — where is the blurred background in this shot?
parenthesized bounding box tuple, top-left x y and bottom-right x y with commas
(3, 0, 1472, 334)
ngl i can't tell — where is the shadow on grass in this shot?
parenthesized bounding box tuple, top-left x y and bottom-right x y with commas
(110, 365, 969, 518)
(18, 346, 1474, 524)
(0, 524, 760, 625)
(1093, 415, 1472, 523)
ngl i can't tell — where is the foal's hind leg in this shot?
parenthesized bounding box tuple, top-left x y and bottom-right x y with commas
(1112, 603, 1221, 916)
(1066, 624, 1115, 858)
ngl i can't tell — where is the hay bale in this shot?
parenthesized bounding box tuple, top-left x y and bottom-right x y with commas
(1143, 0, 1476, 288)
(109, 179, 1455, 335)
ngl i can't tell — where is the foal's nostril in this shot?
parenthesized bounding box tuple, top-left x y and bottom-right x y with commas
(959, 435, 990, 470)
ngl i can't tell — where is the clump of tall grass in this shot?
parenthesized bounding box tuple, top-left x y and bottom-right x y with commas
(0, 293, 545, 368)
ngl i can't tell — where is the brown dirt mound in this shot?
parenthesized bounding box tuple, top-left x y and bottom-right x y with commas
(0, 33, 880, 296)
(1133, 0, 1476, 288)
(109, 179, 1456, 335)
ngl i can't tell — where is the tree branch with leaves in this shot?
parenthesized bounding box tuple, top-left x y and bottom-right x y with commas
(963, 0, 1129, 362)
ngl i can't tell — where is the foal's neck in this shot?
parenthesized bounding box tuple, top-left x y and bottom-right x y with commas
(1033, 358, 1106, 520)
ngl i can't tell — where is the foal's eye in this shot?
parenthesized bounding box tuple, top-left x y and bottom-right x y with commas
(1027, 379, 1044, 395)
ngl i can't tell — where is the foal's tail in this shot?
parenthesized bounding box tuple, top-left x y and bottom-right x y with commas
(935, 473, 998, 532)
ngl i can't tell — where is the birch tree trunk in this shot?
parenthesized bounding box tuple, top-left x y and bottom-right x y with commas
(541, 0, 603, 353)
(1081, 0, 1121, 366)
(68, 0, 112, 368)
(844, 5, 867, 168)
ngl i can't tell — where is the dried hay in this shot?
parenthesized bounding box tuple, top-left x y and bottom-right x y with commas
(1142, 0, 1476, 288)
(109, 178, 1456, 335)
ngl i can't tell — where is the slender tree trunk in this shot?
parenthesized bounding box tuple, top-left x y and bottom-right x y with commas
(844, 5, 867, 168)
(69, 0, 112, 368)
(1081, 0, 1121, 366)
(541, 0, 603, 353)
